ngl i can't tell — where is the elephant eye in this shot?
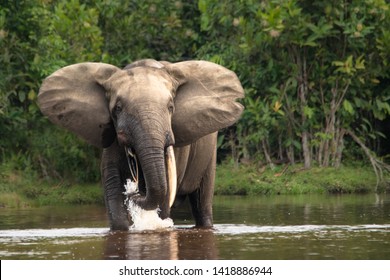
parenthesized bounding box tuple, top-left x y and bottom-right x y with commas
(112, 102, 122, 120)
(115, 103, 122, 114)
(168, 101, 174, 114)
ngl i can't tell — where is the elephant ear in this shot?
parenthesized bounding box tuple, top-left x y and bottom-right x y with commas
(38, 63, 121, 148)
(166, 61, 244, 146)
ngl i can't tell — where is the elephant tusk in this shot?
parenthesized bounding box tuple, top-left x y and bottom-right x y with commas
(166, 146, 177, 208)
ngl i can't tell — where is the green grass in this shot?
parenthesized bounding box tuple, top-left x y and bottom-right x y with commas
(0, 168, 104, 208)
(1, 160, 388, 208)
(20, 182, 104, 206)
(215, 162, 388, 195)
(0, 180, 104, 208)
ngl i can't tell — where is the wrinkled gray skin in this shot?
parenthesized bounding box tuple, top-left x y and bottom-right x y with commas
(38, 59, 244, 230)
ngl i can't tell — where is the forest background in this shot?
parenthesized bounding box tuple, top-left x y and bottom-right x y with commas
(1, 0, 390, 205)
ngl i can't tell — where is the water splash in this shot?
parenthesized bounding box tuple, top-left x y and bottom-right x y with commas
(124, 179, 174, 230)
(126, 200, 174, 230)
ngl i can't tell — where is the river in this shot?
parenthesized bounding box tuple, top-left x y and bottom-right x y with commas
(0, 194, 389, 259)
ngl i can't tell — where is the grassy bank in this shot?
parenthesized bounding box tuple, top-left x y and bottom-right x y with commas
(0, 169, 104, 208)
(215, 162, 389, 195)
(0, 162, 388, 208)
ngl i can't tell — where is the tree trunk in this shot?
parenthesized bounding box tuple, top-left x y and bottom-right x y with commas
(322, 88, 337, 167)
(346, 129, 390, 190)
(287, 144, 295, 165)
(296, 48, 311, 169)
(262, 139, 275, 170)
(321, 79, 350, 167)
(301, 131, 311, 169)
(278, 134, 284, 161)
(229, 130, 240, 169)
(286, 122, 295, 165)
(333, 128, 345, 168)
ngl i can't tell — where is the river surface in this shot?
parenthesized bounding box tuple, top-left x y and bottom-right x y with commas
(0, 194, 389, 259)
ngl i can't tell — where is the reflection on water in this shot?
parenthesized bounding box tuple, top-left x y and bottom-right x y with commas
(0, 194, 390, 259)
(0, 227, 219, 260)
(104, 228, 218, 260)
(1, 224, 390, 260)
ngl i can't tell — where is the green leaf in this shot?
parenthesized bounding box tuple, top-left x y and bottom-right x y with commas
(343, 99, 355, 115)
(217, 134, 225, 149)
(303, 106, 314, 119)
(355, 55, 365, 70)
(303, 40, 318, 47)
(18, 91, 26, 102)
(333, 61, 345, 67)
(200, 14, 210, 31)
(28, 90, 36, 101)
(198, 0, 208, 13)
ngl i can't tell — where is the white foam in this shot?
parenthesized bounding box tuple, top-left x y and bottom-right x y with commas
(0, 228, 107, 238)
(124, 179, 174, 230)
(126, 200, 174, 230)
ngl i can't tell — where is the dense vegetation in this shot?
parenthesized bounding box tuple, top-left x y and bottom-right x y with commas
(1, 0, 390, 192)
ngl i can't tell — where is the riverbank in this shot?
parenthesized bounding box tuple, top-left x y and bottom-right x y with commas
(0, 162, 388, 208)
(0, 170, 104, 208)
(215, 162, 389, 195)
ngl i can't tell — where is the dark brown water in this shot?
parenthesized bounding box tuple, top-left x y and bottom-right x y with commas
(0, 194, 389, 259)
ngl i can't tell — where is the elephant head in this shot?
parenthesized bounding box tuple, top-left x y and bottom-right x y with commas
(38, 59, 244, 215)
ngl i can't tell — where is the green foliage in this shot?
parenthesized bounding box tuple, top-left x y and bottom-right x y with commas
(31, 0, 104, 75)
(0, 0, 203, 184)
(0, 0, 390, 193)
(198, 0, 390, 169)
(93, 0, 200, 65)
(0, 0, 104, 183)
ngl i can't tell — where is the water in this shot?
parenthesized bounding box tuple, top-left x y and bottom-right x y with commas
(0, 194, 389, 259)
(124, 178, 174, 230)
(126, 200, 174, 230)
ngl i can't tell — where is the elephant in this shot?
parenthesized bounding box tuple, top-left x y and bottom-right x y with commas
(38, 59, 244, 230)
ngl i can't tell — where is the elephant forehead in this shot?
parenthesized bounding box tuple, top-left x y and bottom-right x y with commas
(117, 70, 174, 100)
(133, 68, 173, 87)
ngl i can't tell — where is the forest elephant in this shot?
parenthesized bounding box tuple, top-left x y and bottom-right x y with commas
(38, 59, 244, 230)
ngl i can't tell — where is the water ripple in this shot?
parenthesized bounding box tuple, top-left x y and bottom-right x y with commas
(0, 228, 108, 239)
(214, 224, 390, 235)
(0, 224, 389, 240)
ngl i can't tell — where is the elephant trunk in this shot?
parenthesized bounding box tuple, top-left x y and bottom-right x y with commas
(133, 144, 177, 212)
(118, 109, 177, 213)
(136, 146, 166, 210)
